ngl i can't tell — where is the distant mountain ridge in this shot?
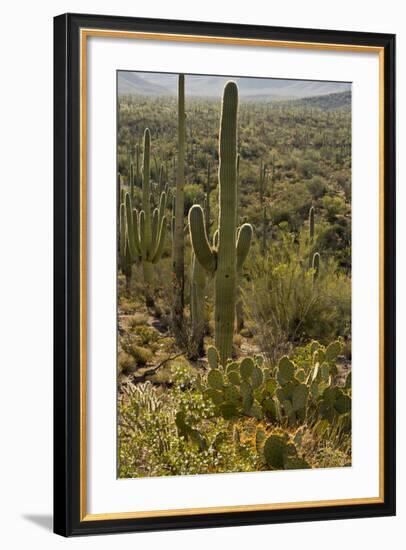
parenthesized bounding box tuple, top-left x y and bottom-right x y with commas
(283, 90, 351, 110)
(118, 71, 351, 101)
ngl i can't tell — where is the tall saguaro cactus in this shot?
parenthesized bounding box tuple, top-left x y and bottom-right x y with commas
(172, 74, 186, 346)
(125, 128, 167, 307)
(309, 206, 315, 244)
(308, 205, 316, 268)
(312, 252, 320, 284)
(119, 202, 132, 293)
(261, 205, 268, 256)
(259, 160, 267, 204)
(189, 82, 253, 365)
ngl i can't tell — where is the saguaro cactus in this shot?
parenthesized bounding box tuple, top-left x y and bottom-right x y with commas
(190, 251, 206, 358)
(125, 128, 167, 306)
(189, 81, 253, 365)
(261, 205, 268, 256)
(119, 203, 132, 293)
(172, 74, 186, 346)
(309, 206, 315, 243)
(204, 160, 211, 233)
(259, 160, 267, 204)
(235, 152, 245, 333)
(312, 252, 320, 284)
(308, 206, 316, 268)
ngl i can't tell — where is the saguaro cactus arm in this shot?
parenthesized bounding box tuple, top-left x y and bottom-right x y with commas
(151, 216, 168, 264)
(132, 209, 141, 256)
(125, 193, 140, 259)
(119, 203, 126, 260)
(189, 205, 216, 273)
(312, 252, 320, 281)
(236, 223, 253, 270)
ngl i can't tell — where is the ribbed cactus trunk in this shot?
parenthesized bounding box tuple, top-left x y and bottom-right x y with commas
(172, 74, 186, 347)
(309, 206, 315, 243)
(119, 203, 132, 294)
(235, 153, 244, 333)
(205, 160, 211, 233)
(215, 82, 238, 364)
(312, 252, 320, 286)
(308, 206, 315, 268)
(261, 205, 268, 255)
(190, 252, 206, 358)
(142, 129, 152, 254)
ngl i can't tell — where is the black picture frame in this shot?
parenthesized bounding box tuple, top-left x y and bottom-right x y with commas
(54, 12, 396, 537)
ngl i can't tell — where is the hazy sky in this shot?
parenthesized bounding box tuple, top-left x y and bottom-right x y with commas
(118, 71, 351, 100)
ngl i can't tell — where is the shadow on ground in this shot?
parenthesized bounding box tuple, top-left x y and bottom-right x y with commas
(22, 514, 53, 532)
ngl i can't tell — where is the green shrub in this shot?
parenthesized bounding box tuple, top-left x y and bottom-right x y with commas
(125, 344, 153, 366)
(244, 229, 350, 361)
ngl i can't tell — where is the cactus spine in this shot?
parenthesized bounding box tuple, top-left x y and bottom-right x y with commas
(125, 128, 167, 307)
(172, 74, 186, 346)
(189, 82, 253, 365)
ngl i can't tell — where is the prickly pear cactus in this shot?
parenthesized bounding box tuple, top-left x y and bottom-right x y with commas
(263, 434, 310, 470)
(273, 339, 351, 426)
(201, 347, 276, 421)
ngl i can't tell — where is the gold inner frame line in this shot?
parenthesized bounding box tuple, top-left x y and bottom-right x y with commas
(79, 28, 385, 522)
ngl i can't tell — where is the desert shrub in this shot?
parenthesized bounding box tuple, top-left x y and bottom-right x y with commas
(124, 343, 153, 366)
(271, 183, 313, 230)
(132, 326, 159, 346)
(128, 313, 149, 329)
(306, 176, 327, 199)
(118, 373, 257, 478)
(244, 232, 350, 362)
(118, 351, 134, 374)
(184, 183, 205, 215)
(322, 194, 348, 222)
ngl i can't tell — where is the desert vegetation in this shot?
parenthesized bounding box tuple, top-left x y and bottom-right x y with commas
(117, 74, 351, 478)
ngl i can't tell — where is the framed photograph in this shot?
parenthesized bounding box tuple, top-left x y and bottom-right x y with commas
(54, 13, 396, 536)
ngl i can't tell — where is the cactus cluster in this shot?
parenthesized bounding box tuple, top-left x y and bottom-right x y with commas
(274, 339, 350, 425)
(203, 346, 277, 421)
(262, 433, 310, 470)
(201, 339, 351, 427)
(125, 128, 168, 306)
(189, 82, 253, 365)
